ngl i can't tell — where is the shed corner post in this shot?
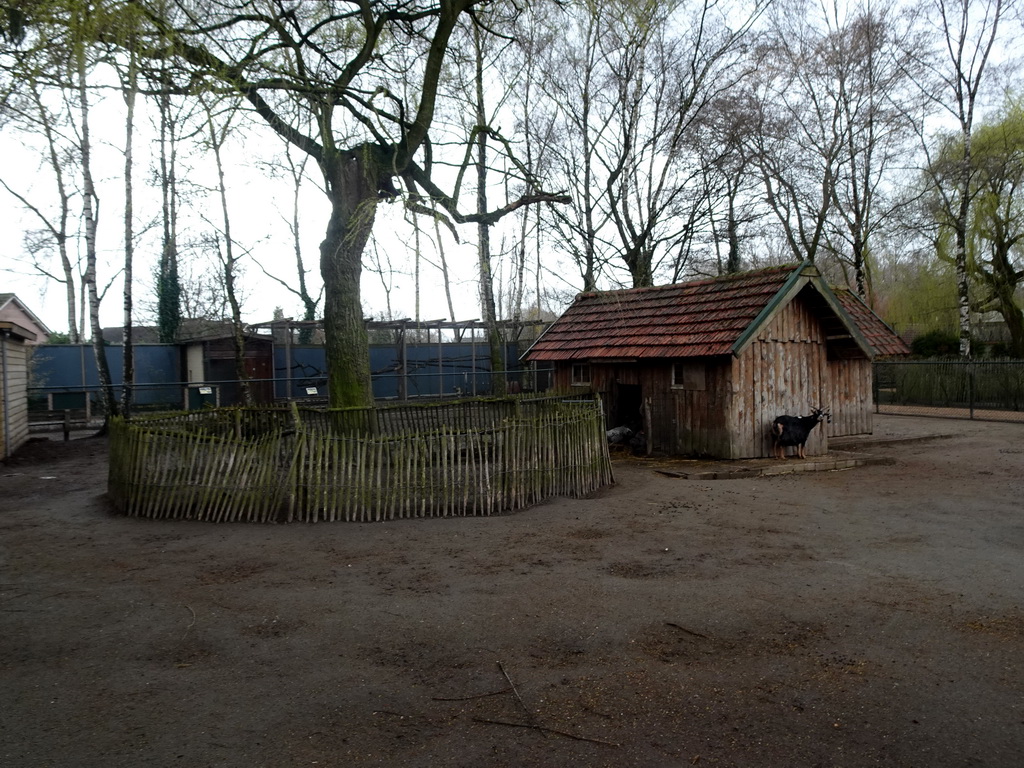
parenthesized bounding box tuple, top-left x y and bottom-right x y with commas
(643, 396, 653, 456)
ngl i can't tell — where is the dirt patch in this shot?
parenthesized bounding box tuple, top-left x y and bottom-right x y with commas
(2, 416, 1023, 767)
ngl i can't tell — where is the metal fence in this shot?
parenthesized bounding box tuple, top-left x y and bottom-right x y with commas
(27, 367, 556, 431)
(27, 341, 546, 407)
(874, 360, 1024, 423)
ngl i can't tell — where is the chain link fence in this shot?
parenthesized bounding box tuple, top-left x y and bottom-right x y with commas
(874, 360, 1024, 423)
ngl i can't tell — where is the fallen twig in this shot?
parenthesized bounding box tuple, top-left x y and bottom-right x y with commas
(432, 687, 512, 702)
(472, 717, 619, 747)
(181, 604, 196, 641)
(497, 661, 535, 723)
(665, 622, 708, 639)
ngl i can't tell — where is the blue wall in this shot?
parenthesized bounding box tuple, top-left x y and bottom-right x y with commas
(274, 342, 524, 400)
(30, 344, 183, 408)
(31, 341, 531, 407)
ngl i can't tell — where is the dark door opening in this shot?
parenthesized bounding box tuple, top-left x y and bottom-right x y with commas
(611, 383, 643, 432)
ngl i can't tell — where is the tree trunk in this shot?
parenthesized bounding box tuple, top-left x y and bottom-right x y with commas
(206, 103, 252, 406)
(726, 182, 741, 274)
(1003, 304, 1024, 359)
(157, 90, 180, 344)
(472, 26, 505, 397)
(625, 246, 654, 288)
(955, 189, 973, 358)
(121, 46, 137, 418)
(319, 152, 378, 409)
(75, 20, 117, 423)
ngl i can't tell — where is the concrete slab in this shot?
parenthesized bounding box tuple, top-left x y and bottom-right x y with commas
(623, 413, 954, 480)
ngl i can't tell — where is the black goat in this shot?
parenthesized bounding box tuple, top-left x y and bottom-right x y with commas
(771, 407, 831, 459)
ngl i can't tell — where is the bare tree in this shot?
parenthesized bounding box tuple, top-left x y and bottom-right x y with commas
(532, 1, 614, 291)
(825, 4, 920, 302)
(71, 5, 119, 420)
(0, 67, 83, 340)
(154, 86, 182, 344)
(254, 145, 322, 344)
(96, 0, 568, 408)
(689, 94, 764, 275)
(196, 92, 252, 404)
(902, 0, 1015, 356)
(119, 33, 139, 416)
(746, 3, 847, 266)
(534, 0, 765, 290)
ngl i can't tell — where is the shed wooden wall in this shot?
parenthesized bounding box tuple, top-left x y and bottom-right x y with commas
(827, 358, 873, 437)
(730, 296, 829, 459)
(0, 303, 46, 344)
(646, 360, 732, 457)
(1, 335, 30, 460)
(549, 293, 876, 458)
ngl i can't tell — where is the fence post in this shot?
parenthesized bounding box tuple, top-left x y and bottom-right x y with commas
(873, 363, 879, 413)
(969, 360, 975, 419)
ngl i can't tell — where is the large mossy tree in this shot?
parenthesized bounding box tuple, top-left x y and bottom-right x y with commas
(32, 0, 562, 407)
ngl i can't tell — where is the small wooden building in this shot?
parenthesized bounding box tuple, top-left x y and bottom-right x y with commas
(523, 262, 909, 459)
(181, 331, 275, 406)
(1, 321, 36, 459)
(1, 294, 50, 459)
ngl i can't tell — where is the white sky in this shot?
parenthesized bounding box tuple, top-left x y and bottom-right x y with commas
(0, 85, 565, 338)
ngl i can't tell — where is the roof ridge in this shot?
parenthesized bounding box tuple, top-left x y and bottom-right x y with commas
(573, 263, 800, 302)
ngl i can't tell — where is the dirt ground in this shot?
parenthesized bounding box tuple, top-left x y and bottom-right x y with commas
(2, 415, 1022, 768)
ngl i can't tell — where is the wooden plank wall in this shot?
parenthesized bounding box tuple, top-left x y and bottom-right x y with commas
(585, 360, 731, 457)
(731, 297, 829, 458)
(652, 361, 731, 457)
(1, 338, 30, 459)
(827, 358, 873, 437)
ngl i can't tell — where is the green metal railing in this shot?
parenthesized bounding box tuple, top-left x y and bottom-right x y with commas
(873, 360, 1024, 422)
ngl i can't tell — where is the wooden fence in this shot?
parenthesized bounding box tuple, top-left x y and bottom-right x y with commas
(107, 395, 614, 523)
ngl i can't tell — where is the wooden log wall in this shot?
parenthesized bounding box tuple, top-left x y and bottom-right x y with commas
(107, 396, 613, 523)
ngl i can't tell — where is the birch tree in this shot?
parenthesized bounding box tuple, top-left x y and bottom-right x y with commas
(903, 0, 1015, 356)
(0, 77, 84, 341)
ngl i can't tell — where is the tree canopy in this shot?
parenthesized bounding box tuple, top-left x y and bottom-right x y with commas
(3, 0, 1023, 386)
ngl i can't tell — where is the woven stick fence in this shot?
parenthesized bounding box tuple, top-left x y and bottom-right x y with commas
(107, 395, 614, 523)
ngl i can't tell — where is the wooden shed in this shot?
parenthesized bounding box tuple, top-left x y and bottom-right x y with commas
(523, 262, 909, 459)
(181, 331, 275, 406)
(1, 320, 38, 460)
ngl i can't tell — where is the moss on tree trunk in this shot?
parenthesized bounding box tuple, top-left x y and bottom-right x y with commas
(320, 151, 379, 409)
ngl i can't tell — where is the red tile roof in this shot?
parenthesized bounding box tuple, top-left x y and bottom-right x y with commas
(833, 289, 911, 357)
(524, 263, 907, 362)
(525, 264, 801, 361)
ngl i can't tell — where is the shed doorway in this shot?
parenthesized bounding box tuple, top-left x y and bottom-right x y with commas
(610, 383, 644, 433)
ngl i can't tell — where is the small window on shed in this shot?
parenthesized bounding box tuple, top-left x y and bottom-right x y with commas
(571, 363, 591, 386)
(672, 361, 706, 391)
